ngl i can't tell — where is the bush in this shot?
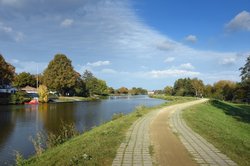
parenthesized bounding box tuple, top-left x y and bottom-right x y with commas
(38, 85, 49, 103)
(135, 105, 146, 117)
(47, 123, 79, 148)
(112, 113, 124, 120)
(10, 91, 30, 104)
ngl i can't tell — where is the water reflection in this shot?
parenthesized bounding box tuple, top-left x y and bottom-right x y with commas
(0, 96, 165, 164)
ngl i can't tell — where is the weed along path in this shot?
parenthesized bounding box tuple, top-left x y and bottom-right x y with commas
(113, 99, 238, 166)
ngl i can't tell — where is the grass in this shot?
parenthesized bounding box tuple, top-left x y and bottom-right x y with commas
(57, 96, 96, 102)
(19, 96, 195, 166)
(183, 100, 250, 166)
(150, 94, 197, 103)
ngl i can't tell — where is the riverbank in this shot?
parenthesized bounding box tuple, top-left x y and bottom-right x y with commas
(149, 94, 196, 103)
(18, 96, 194, 166)
(183, 100, 250, 166)
(55, 96, 98, 102)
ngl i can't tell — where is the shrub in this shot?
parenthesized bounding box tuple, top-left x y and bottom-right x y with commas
(112, 113, 124, 120)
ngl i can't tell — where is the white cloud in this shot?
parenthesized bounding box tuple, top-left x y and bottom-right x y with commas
(179, 63, 195, 70)
(220, 57, 236, 65)
(0, 0, 246, 89)
(9, 59, 47, 74)
(185, 35, 197, 43)
(101, 68, 117, 74)
(87, 60, 111, 67)
(200, 71, 240, 84)
(156, 40, 180, 51)
(147, 69, 200, 78)
(164, 57, 175, 63)
(0, 22, 24, 42)
(226, 10, 250, 31)
(77, 60, 111, 74)
(60, 19, 74, 27)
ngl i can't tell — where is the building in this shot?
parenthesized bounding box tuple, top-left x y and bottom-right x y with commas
(0, 85, 16, 94)
(21, 86, 37, 94)
(147, 91, 154, 95)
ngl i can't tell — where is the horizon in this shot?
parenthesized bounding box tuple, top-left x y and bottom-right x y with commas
(0, 0, 249, 89)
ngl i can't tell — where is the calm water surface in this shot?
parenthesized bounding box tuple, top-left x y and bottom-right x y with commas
(0, 95, 165, 165)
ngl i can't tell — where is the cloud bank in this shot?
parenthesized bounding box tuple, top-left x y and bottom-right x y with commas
(0, 0, 247, 89)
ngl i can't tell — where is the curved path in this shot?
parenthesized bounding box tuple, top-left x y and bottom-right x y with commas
(112, 110, 156, 166)
(169, 100, 237, 166)
(112, 99, 237, 166)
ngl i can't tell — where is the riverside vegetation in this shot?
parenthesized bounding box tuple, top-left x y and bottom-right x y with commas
(16, 96, 196, 166)
(183, 100, 250, 166)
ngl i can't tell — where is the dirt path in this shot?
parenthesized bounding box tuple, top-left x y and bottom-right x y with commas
(113, 99, 237, 166)
(150, 100, 206, 166)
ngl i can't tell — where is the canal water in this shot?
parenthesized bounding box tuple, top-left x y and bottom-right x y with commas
(0, 95, 165, 165)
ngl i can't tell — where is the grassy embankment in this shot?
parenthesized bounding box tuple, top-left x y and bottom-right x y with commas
(57, 96, 97, 102)
(183, 100, 250, 166)
(20, 95, 196, 166)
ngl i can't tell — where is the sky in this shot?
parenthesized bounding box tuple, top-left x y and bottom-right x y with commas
(0, 0, 249, 90)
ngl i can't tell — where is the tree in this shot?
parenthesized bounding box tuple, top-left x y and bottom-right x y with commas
(213, 80, 236, 100)
(173, 78, 195, 96)
(74, 75, 87, 97)
(129, 87, 148, 95)
(108, 87, 115, 94)
(38, 85, 49, 103)
(191, 78, 204, 97)
(240, 55, 250, 81)
(82, 70, 108, 96)
(204, 84, 213, 97)
(0, 54, 15, 86)
(118, 87, 129, 94)
(13, 72, 36, 88)
(239, 56, 250, 103)
(43, 54, 79, 96)
(164, 86, 173, 96)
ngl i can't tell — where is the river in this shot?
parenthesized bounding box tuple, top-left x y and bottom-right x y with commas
(0, 95, 165, 165)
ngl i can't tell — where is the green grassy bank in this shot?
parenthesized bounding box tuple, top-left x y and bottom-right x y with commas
(57, 96, 97, 102)
(183, 100, 250, 166)
(19, 96, 194, 166)
(149, 94, 196, 103)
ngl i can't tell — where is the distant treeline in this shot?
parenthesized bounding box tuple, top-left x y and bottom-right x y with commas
(155, 56, 250, 103)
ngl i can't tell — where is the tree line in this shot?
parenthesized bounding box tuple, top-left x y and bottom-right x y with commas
(158, 56, 249, 103)
(1, 53, 249, 103)
(0, 54, 147, 103)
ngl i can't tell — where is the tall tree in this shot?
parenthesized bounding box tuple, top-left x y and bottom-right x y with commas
(164, 86, 173, 96)
(82, 70, 108, 96)
(118, 87, 129, 94)
(0, 54, 15, 86)
(191, 78, 204, 97)
(173, 78, 195, 96)
(43, 54, 79, 96)
(13, 72, 36, 88)
(239, 55, 250, 81)
(38, 85, 49, 103)
(213, 80, 236, 100)
(238, 56, 250, 102)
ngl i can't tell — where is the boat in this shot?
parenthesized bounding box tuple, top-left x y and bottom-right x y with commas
(25, 98, 39, 105)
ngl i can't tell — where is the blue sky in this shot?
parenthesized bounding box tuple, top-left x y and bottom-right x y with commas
(0, 0, 249, 90)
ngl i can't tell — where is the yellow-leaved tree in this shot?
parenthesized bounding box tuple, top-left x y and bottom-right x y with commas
(38, 85, 49, 103)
